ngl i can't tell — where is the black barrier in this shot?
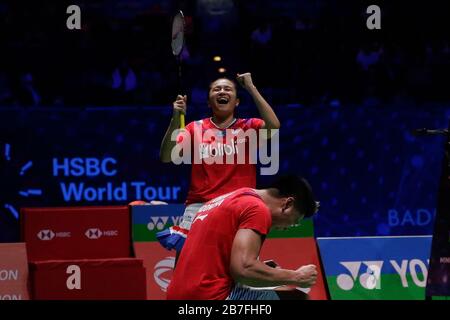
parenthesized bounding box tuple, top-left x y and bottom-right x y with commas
(426, 120, 450, 298)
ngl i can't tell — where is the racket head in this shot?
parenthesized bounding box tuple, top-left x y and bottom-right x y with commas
(171, 10, 185, 56)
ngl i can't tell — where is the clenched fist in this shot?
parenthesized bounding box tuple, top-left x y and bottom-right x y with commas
(173, 94, 187, 115)
(236, 73, 255, 90)
(294, 264, 318, 288)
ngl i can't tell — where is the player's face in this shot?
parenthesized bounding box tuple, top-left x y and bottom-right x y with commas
(272, 200, 304, 230)
(277, 208, 304, 230)
(289, 209, 304, 228)
(208, 79, 239, 117)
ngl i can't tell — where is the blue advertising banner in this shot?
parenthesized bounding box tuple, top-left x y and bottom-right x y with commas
(131, 204, 185, 242)
(317, 236, 432, 300)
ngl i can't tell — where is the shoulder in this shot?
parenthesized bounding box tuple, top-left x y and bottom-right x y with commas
(186, 118, 209, 131)
(230, 188, 268, 212)
(236, 118, 264, 130)
(187, 119, 205, 126)
(229, 189, 272, 232)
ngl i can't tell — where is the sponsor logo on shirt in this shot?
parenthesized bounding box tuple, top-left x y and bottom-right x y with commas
(172, 127, 280, 175)
(197, 191, 235, 214)
(199, 141, 239, 159)
(192, 213, 209, 224)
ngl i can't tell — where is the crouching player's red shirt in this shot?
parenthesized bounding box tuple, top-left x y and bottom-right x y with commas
(166, 188, 272, 300)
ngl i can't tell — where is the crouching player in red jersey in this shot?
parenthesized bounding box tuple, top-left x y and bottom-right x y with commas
(157, 73, 281, 257)
(166, 175, 320, 300)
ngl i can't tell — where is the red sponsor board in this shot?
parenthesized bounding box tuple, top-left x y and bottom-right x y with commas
(0, 243, 30, 300)
(135, 239, 327, 300)
(259, 238, 328, 300)
(21, 206, 131, 261)
(133, 242, 175, 300)
(30, 258, 146, 300)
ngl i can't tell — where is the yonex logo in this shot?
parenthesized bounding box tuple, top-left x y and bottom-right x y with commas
(154, 257, 175, 292)
(147, 216, 181, 231)
(336, 259, 429, 291)
(337, 261, 383, 290)
(85, 228, 103, 239)
(37, 230, 55, 241)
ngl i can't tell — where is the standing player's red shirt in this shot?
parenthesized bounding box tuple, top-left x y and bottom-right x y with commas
(166, 188, 272, 300)
(179, 117, 264, 205)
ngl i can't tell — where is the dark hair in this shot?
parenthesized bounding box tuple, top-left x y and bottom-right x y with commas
(269, 175, 318, 218)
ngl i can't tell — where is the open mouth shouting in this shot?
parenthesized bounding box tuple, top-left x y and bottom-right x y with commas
(217, 96, 230, 105)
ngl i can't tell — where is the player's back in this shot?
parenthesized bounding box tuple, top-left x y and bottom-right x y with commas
(166, 188, 271, 300)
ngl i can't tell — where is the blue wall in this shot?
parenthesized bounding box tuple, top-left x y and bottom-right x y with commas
(1, 103, 449, 241)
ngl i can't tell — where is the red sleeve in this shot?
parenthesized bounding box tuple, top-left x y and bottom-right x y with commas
(237, 197, 271, 236)
(250, 118, 265, 130)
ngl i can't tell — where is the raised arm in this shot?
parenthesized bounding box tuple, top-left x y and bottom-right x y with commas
(236, 73, 281, 130)
(160, 95, 186, 163)
(230, 228, 317, 288)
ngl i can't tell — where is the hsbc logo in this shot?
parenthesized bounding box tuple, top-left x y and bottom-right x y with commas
(85, 228, 103, 239)
(154, 257, 175, 292)
(37, 229, 55, 240)
(84, 228, 118, 239)
(37, 229, 71, 240)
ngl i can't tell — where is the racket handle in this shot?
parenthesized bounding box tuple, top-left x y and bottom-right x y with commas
(180, 113, 185, 129)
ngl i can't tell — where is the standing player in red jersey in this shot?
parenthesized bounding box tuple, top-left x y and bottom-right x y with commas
(157, 73, 281, 255)
(166, 175, 320, 300)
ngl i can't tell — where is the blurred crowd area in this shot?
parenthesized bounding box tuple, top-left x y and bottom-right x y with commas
(0, 0, 449, 108)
